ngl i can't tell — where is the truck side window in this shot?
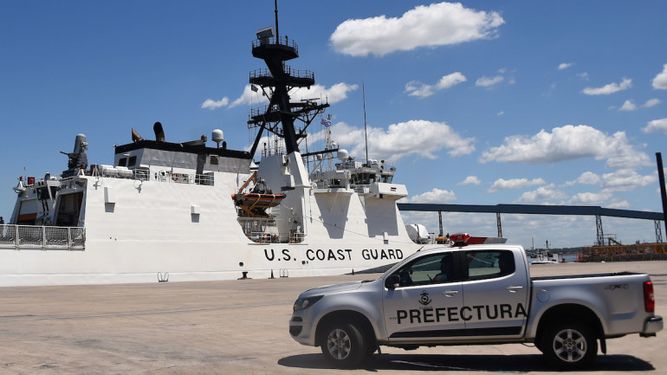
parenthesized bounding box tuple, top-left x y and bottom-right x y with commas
(391, 253, 455, 287)
(464, 250, 515, 281)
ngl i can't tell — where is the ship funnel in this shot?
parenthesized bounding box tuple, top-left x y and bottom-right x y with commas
(131, 128, 143, 142)
(153, 122, 165, 142)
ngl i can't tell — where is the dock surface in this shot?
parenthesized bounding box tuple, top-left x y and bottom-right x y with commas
(1, 261, 665, 374)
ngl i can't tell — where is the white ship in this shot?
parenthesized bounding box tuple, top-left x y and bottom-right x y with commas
(0, 12, 431, 287)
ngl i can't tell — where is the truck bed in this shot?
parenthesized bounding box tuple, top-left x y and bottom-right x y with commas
(531, 271, 641, 281)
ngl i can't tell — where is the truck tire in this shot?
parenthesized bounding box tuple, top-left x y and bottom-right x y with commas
(320, 322, 369, 368)
(541, 322, 597, 369)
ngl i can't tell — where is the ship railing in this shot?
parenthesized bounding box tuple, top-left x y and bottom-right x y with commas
(0, 224, 86, 250)
(249, 68, 272, 80)
(153, 171, 215, 186)
(134, 168, 150, 181)
(289, 232, 305, 243)
(250, 231, 272, 244)
(252, 36, 298, 52)
(283, 65, 314, 80)
(249, 67, 314, 82)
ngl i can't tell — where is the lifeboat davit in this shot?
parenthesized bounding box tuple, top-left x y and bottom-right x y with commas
(232, 178, 285, 217)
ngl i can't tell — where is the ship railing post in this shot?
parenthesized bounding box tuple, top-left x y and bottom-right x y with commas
(42, 226, 46, 250)
(67, 227, 73, 250)
(15, 224, 19, 249)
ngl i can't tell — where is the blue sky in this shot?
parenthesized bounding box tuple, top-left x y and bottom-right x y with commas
(1, 1, 666, 248)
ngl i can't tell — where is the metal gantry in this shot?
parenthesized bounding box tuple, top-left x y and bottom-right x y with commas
(397, 203, 665, 243)
(595, 215, 604, 246)
(438, 211, 444, 237)
(655, 220, 663, 243)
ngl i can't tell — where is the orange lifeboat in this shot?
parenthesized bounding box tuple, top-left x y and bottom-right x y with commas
(232, 177, 285, 217)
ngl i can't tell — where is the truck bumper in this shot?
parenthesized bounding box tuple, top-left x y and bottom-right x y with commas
(289, 312, 317, 346)
(641, 315, 663, 337)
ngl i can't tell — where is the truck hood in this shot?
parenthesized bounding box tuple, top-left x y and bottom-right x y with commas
(301, 281, 368, 297)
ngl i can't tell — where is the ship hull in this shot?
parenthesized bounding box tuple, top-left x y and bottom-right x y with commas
(0, 171, 428, 286)
(0, 239, 422, 286)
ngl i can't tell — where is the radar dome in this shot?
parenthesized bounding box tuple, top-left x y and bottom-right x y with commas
(212, 129, 224, 143)
(337, 149, 349, 161)
(405, 224, 430, 244)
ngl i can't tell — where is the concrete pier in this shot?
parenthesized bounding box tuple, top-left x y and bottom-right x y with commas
(0, 261, 664, 374)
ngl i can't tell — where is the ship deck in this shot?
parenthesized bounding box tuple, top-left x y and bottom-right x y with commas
(0, 261, 665, 374)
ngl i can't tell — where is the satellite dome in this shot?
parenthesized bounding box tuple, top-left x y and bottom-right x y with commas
(212, 129, 224, 143)
(337, 149, 349, 160)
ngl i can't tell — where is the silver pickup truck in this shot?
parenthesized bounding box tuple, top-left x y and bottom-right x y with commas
(289, 238, 663, 369)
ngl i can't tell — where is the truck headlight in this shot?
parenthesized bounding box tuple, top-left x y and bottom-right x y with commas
(293, 295, 323, 312)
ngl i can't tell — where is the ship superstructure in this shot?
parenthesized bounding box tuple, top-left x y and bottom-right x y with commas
(0, 4, 428, 286)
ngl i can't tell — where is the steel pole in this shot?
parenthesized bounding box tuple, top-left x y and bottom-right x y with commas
(657, 152, 667, 236)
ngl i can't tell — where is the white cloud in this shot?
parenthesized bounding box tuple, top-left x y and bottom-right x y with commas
(480, 124, 649, 169)
(230, 84, 266, 107)
(405, 72, 466, 98)
(582, 78, 632, 95)
(201, 97, 230, 110)
(565, 171, 601, 186)
(295, 83, 359, 104)
(459, 176, 481, 186)
(619, 98, 660, 112)
(409, 188, 457, 203)
(570, 191, 612, 205)
(518, 184, 566, 204)
(642, 98, 660, 108)
(489, 178, 545, 192)
(497, 111, 504, 116)
(577, 72, 589, 80)
(475, 75, 504, 88)
(558, 62, 573, 70)
(608, 200, 630, 209)
(312, 120, 474, 162)
(229, 82, 358, 108)
(619, 100, 637, 112)
(652, 64, 667, 90)
(330, 2, 504, 57)
(643, 118, 667, 134)
(602, 169, 657, 192)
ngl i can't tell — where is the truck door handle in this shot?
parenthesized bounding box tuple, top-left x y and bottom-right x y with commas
(506, 285, 524, 293)
(442, 290, 459, 297)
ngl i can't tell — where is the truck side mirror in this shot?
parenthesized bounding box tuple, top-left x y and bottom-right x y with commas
(385, 274, 400, 290)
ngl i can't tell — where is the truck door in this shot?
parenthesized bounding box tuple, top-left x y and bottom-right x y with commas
(460, 249, 529, 338)
(383, 251, 466, 341)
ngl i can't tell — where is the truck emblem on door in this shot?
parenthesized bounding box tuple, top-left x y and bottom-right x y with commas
(419, 291, 431, 306)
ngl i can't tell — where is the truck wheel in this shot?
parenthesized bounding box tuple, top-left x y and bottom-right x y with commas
(541, 322, 597, 369)
(320, 322, 368, 368)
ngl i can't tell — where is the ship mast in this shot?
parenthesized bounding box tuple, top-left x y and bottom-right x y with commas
(247, 0, 329, 158)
